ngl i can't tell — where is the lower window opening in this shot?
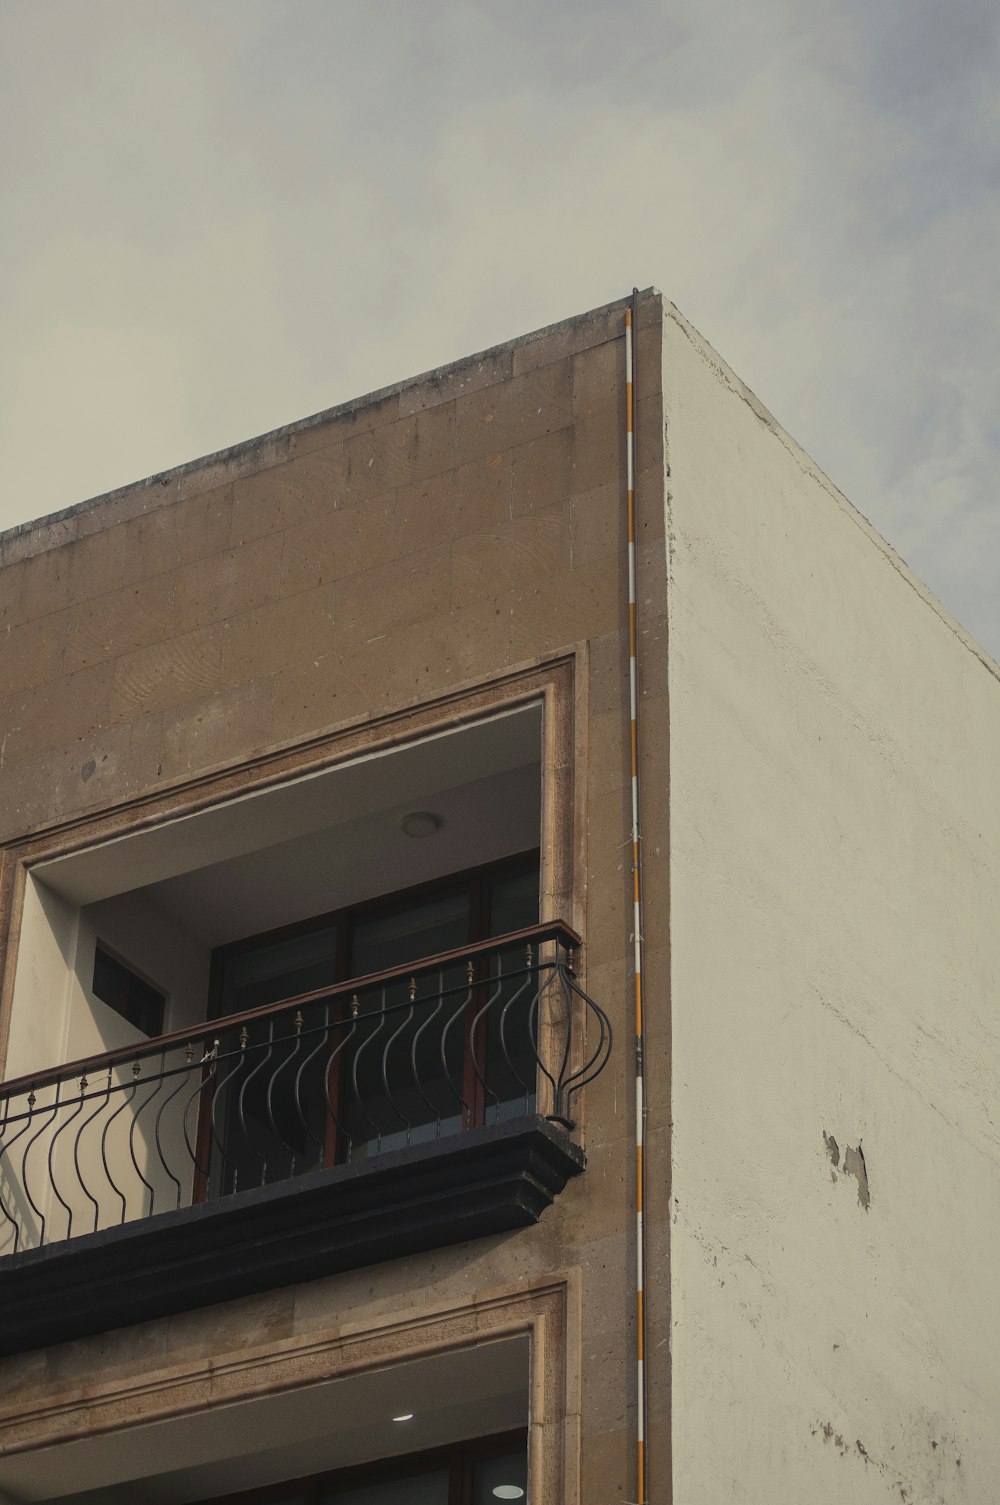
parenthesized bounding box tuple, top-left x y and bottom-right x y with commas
(195, 1431, 528, 1505)
(201, 853, 540, 1199)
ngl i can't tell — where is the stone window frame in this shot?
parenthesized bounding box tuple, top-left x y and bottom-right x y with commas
(0, 1275, 583, 1504)
(0, 651, 585, 1106)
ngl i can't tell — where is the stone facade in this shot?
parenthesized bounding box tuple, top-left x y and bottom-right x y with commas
(0, 292, 668, 1505)
(2, 289, 998, 1504)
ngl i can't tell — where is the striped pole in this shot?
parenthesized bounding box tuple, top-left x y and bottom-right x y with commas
(625, 294, 649, 1505)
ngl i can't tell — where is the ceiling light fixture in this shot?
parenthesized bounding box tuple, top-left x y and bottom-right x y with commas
(492, 1488, 525, 1500)
(400, 811, 442, 839)
(392, 1412, 414, 1423)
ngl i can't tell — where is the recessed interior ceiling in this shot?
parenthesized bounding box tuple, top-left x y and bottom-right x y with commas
(143, 761, 538, 947)
(34, 705, 543, 948)
(2, 1336, 529, 1505)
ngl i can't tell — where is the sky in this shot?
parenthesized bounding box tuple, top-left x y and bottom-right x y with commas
(2, 0, 999, 658)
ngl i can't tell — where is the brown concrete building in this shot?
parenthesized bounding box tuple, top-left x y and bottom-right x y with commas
(1, 291, 998, 1505)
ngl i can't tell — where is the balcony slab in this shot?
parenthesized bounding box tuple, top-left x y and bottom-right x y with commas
(0, 1115, 583, 1356)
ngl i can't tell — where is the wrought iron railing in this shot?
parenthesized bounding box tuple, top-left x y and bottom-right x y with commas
(0, 922, 610, 1256)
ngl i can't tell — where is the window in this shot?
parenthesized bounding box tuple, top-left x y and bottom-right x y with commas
(5, 697, 546, 1090)
(196, 1432, 528, 1505)
(209, 854, 540, 1018)
(199, 854, 540, 1197)
(91, 945, 166, 1037)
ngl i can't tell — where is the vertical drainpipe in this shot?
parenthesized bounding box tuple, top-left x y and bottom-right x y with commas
(625, 289, 649, 1504)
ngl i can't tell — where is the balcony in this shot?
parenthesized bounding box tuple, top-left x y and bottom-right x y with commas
(0, 921, 610, 1356)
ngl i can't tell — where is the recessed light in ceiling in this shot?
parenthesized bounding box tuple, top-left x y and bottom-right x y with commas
(400, 811, 443, 839)
(392, 1412, 415, 1423)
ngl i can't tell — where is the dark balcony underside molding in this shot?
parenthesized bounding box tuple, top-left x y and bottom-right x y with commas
(0, 1117, 584, 1357)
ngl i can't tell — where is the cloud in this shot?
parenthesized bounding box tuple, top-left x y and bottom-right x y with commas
(0, 0, 998, 654)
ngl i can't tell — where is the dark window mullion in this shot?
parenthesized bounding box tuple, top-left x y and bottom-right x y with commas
(450, 1452, 466, 1505)
(464, 873, 487, 1129)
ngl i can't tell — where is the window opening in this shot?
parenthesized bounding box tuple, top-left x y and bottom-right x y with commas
(217, 924, 341, 1017)
(195, 1431, 527, 1505)
(92, 945, 166, 1037)
(201, 854, 540, 1197)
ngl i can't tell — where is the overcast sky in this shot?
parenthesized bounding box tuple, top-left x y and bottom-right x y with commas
(2, 0, 998, 658)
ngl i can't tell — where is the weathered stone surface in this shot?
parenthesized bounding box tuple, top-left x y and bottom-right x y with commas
(111, 624, 223, 721)
(342, 403, 455, 504)
(122, 485, 233, 585)
(0, 611, 66, 698)
(0, 296, 672, 1505)
(173, 533, 284, 636)
(159, 680, 274, 780)
(231, 450, 345, 545)
(456, 359, 574, 466)
(65, 575, 174, 674)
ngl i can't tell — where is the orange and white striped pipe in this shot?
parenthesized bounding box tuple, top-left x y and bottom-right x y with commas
(625, 292, 649, 1505)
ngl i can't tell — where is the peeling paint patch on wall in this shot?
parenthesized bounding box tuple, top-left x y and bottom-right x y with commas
(823, 1131, 870, 1210)
(843, 1143, 870, 1210)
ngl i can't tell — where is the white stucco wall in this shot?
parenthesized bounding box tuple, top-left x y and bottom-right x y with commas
(664, 305, 1000, 1503)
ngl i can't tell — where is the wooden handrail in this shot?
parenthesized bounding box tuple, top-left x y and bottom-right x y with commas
(0, 921, 582, 1099)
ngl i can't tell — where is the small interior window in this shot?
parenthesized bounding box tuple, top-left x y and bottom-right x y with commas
(92, 945, 166, 1037)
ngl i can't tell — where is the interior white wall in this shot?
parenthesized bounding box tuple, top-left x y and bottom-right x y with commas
(73, 890, 210, 1051)
(5, 877, 77, 1081)
(6, 882, 208, 1078)
(0, 879, 80, 1250)
(664, 305, 1000, 1503)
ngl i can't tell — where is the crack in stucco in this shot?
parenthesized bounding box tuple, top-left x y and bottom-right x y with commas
(812, 986, 1000, 1170)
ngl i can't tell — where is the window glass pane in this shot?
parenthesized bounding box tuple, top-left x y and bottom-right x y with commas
(319, 1467, 450, 1504)
(127, 973, 167, 1036)
(92, 945, 166, 1037)
(209, 926, 339, 1195)
(471, 1449, 528, 1503)
(488, 868, 539, 938)
(343, 893, 470, 1160)
(350, 891, 469, 977)
(208, 998, 330, 1197)
(220, 924, 340, 1014)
